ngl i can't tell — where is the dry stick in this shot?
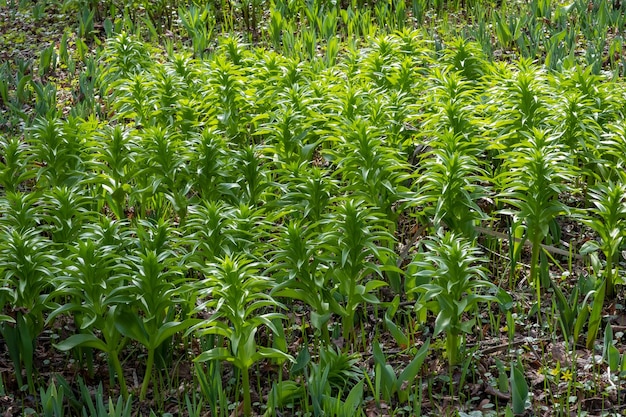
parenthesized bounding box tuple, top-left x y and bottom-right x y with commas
(395, 222, 585, 305)
(396, 223, 428, 267)
(474, 225, 588, 261)
(396, 222, 587, 265)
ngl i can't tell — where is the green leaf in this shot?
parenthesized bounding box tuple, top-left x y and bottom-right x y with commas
(384, 296, 408, 347)
(114, 309, 149, 347)
(587, 280, 606, 350)
(54, 334, 109, 353)
(364, 279, 387, 292)
(396, 338, 430, 391)
(267, 381, 305, 412)
(510, 362, 528, 415)
(372, 341, 397, 401)
(195, 347, 236, 364)
(252, 347, 295, 364)
(608, 344, 620, 373)
(291, 347, 310, 375)
(310, 311, 331, 331)
(154, 319, 200, 348)
(495, 358, 509, 393)
(604, 323, 620, 372)
(434, 309, 452, 336)
(343, 379, 364, 413)
(580, 240, 600, 255)
(0, 315, 15, 324)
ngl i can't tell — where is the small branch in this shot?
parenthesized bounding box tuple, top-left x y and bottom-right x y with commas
(474, 226, 587, 261)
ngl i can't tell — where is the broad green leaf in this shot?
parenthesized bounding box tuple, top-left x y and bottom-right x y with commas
(195, 347, 236, 364)
(291, 347, 310, 375)
(510, 363, 528, 415)
(396, 338, 430, 390)
(608, 344, 620, 373)
(54, 334, 109, 352)
(252, 347, 294, 363)
(372, 341, 397, 401)
(434, 309, 452, 336)
(343, 379, 364, 414)
(114, 309, 150, 347)
(384, 296, 408, 347)
(580, 240, 600, 255)
(154, 319, 200, 348)
(364, 279, 387, 292)
(587, 280, 606, 350)
(310, 311, 331, 331)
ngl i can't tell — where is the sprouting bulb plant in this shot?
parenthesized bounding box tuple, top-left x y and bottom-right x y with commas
(415, 131, 488, 238)
(579, 178, 626, 336)
(320, 199, 396, 343)
(188, 256, 293, 416)
(497, 128, 572, 309)
(409, 230, 501, 366)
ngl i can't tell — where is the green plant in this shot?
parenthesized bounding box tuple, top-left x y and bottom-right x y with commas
(510, 360, 529, 414)
(39, 379, 65, 417)
(179, 4, 215, 58)
(580, 179, 626, 298)
(409, 230, 501, 366)
(113, 220, 198, 400)
(266, 345, 365, 417)
(269, 219, 334, 343)
(50, 229, 132, 398)
(78, 381, 133, 417)
(497, 128, 572, 309)
(321, 199, 395, 343)
(327, 118, 409, 221)
(195, 361, 229, 417)
(29, 116, 90, 188)
(0, 135, 36, 192)
(188, 256, 293, 416)
(0, 226, 56, 392)
(91, 126, 137, 221)
(415, 131, 487, 237)
(370, 339, 430, 404)
(550, 272, 595, 346)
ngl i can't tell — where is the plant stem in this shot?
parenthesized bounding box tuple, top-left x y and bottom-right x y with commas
(140, 348, 155, 400)
(242, 366, 251, 416)
(110, 350, 129, 399)
(605, 256, 615, 298)
(447, 331, 458, 367)
(530, 239, 541, 321)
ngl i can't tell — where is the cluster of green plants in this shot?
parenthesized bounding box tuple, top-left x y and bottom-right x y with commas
(2, 24, 626, 415)
(3, 0, 626, 415)
(8, 0, 626, 73)
(3, 0, 626, 137)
